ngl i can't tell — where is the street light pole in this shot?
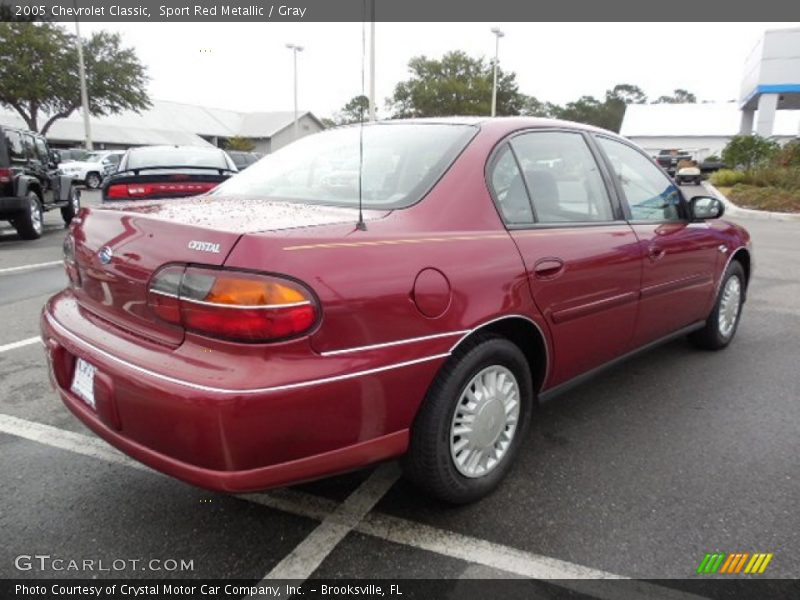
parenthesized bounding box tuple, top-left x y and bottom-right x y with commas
(74, 12, 92, 149)
(490, 27, 505, 118)
(286, 43, 304, 140)
(369, 19, 376, 121)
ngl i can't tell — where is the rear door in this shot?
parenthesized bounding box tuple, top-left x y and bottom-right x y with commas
(594, 135, 720, 347)
(489, 129, 642, 387)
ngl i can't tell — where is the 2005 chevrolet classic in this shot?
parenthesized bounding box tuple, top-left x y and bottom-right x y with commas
(42, 118, 751, 503)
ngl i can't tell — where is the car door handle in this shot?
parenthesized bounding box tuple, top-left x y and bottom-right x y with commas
(533, 258, 565, 279)
(647, 245, 666, 262)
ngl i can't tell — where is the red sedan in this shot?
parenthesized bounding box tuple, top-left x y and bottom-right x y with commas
(41, 118, 751, 503)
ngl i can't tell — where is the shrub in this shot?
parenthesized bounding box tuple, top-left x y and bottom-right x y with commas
(703, 154, 721, 163)
(774, 140, 800, 168)
(722, 135, 779, 170)
(709, 169, 746, 187)
(728, 184, 800, 213)
(744, 166, 800, 190)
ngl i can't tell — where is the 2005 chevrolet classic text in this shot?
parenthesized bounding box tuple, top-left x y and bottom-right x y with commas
(41, 118, 751, 503)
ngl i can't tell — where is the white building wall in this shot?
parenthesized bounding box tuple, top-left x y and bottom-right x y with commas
(269, 114, 323, 153)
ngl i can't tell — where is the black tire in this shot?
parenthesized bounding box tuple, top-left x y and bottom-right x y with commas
(403, 333, 533, 504)
(60, 186, 80, 226)
(689, 261, 745, 350)
(14, 192, 44, 240)
(85, 172, 102, 189)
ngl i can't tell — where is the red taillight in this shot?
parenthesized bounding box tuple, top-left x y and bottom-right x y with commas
(62, 234, 81, 287)
(107, 182, 218, 199)
(147, 266, 317, 342)
(0, 168, 12, 183)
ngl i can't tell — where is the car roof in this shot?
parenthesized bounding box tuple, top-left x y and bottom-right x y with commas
(357, 116, 614, 136)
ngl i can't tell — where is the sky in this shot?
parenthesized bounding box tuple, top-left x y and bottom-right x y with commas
(79, 22, 800, 118)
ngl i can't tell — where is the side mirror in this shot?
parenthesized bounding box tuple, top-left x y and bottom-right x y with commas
(49, 150, 61, 167)
(690, 195, 724, 220)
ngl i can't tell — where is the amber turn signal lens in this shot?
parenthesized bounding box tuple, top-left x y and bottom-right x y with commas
(205, 277, 307, 306)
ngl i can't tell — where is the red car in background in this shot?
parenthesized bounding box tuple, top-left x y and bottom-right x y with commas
(41, 118, 751, 504)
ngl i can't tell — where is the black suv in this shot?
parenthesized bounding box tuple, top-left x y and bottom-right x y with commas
(0, 125, 79, 240)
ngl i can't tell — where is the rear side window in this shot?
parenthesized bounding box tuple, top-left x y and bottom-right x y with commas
(510, 131, 614, 223)
(34, 137, 49, 162)
(4, 130, 26, 162)
(597, 137, 682, 221)
(22, 134, 36, 160)
(489, 144, 533, 224)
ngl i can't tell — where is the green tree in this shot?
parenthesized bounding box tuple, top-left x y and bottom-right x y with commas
(224, 136, 255, 152)
(519, 95, 559, 118)
(0, 22, 150, 135)
(334, 95, 371, 125)
(653, 89, 697, 104)
(543, 84, 648, 132)
(722, 135, 780, 170)
(607, 83, 647, 105)
(388, 51, 525, 118)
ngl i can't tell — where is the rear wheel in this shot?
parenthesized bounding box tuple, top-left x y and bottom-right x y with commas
(689, 261, 745, 350)
(60, 186, 80, 225)
(403, 334, 533, 504)
(14, 192, 44, 240)
(85, 172, 101, 189)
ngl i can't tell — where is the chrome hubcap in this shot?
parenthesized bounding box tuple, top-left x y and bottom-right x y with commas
(30, 199, 42, 234)
(718, 275, 742, 339)
(450, 365, 520, 478)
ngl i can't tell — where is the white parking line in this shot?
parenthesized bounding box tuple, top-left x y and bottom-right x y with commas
(0, 337, 42, 354)
(0, 260, 63, 275)
(253, 463, 399, 591)
(0, 414, 708, 600)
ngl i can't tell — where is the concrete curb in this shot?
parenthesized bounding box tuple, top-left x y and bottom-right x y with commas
(703, 182, 800, 222)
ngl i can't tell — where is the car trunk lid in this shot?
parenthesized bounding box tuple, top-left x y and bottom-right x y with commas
(69, 196, 373, 346)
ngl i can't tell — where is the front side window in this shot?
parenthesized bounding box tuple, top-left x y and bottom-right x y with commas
(212, 123, 477, 209)
(597, 137, 683, 221)
(509, 131, 614, 223)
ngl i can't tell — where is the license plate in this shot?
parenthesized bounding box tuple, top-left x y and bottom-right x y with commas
(71, 358, 97, 410)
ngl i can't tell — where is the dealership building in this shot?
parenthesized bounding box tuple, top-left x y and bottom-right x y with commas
(622, 27, 800, 159)
(0, 100, 324, 153)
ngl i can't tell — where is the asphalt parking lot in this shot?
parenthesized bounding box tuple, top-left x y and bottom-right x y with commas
(1, 187, 798, 595)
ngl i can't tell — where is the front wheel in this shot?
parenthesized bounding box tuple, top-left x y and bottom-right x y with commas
(14, 192, 44, 240)
(403, 334, 533, 504)
(689, 261, 745, 350)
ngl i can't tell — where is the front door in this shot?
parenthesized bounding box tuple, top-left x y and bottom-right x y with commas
(594, 136, 721, 347)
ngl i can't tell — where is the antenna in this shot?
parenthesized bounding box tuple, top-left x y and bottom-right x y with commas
(355, 0, 368, 231)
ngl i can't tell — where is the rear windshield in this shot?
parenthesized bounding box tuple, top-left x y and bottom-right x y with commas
(126, 147, 229, 170)
(211, 123, 477, 208)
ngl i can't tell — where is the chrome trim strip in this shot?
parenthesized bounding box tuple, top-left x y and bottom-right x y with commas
(449, 314, 550, 393)
(148, 289, 179, 299)
(180, 297, 312, 310)
(715, 245, 747, 298)
(148, 288, 311, 311)
(320, 330, 469, 356)
(46, 315, 449, 396)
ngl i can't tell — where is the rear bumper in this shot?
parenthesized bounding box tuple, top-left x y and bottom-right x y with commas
(0, 196, 28, 216)
(40, 291, 447, 491)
